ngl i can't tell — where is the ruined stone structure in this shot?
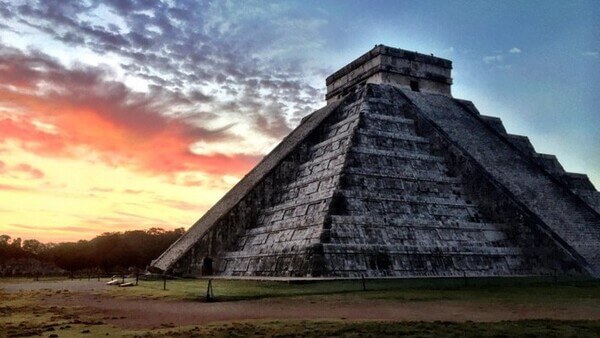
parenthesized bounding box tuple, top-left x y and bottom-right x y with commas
(151, 45, 600, 278)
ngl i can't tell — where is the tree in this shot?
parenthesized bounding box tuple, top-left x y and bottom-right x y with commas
(0, 234, 10, 246)
(23, 239, 47, 255)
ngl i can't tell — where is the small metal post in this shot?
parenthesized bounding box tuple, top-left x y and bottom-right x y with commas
(463, 271, 468, 287)
(97, 273, 100, 281)
(121, 274, 125, 284)
(361, 274, 366, 291)
(206, 279, 213, 301)
(163, 274, 167, 290)
(135, 272, 139, 286)
(554, 269, 558, 283)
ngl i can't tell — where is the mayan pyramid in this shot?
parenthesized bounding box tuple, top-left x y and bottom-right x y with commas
(150, 45, 600, 278)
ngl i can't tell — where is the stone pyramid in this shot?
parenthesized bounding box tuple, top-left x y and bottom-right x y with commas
(151, 45, 600, 278)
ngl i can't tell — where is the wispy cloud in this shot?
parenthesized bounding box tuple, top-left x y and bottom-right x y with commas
(0, 183, 31, 192)
(483, 55, 504, 64)
(509, 47, 522, 54)
(582, 51, 599, 58)
(14, 163, 45, 179)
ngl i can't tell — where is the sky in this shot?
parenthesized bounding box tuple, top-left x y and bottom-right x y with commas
(0, 0, 598, 243)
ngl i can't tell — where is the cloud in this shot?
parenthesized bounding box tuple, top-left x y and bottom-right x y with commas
(582, 51, 599, 58)
(483, 55, 504, 64)
(14, 163, 45, 179)
(9, 223, 99, 234)
(0, 183, 31, 191)
(0, 0, 325, 144)
(154, 197, 205, 211)
(0, 44, 258, 176)
(509, 47, 522, 54)
(90, 187, 114, 193)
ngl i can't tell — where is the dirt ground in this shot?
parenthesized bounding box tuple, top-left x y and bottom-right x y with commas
(3, 280, 600, 330)
(56, 292, 600, 329)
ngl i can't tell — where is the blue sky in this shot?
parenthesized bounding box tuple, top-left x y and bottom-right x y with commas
(0, 0, 598, 241)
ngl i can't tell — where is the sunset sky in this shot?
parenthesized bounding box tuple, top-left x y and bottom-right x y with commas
(0, 1, 598, 243)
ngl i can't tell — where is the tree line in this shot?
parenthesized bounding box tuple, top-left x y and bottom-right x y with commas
(0, 227, 185, 274)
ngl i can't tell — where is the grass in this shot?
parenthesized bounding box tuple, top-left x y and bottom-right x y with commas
(0, 290, 110, 337)
(1, 289, 599, 338)
(104, 276, 600, 305)
(2, 277, 600, 337)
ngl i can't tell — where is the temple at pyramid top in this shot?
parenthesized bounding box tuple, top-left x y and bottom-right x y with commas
(326, 45, 453, 103)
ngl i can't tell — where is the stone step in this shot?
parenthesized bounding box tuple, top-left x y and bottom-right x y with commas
(261, 192, 333, 215)
(343, 167, 462, 184)
(355, 129, 428, 144)
(340, 174, 466, 198)
(362, 111, 415, 125)
(296, 147, 346, 171)
(354, 131, 431, 153)
(338, 189, 472, 208)
(349, 146, 445, 162)
(329, 215, 509, 231)
(321, 243, 528, 256)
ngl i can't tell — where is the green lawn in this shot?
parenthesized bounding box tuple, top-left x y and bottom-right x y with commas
(106, 276, 600, 305)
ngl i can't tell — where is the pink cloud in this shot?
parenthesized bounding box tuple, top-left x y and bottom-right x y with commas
(14, 163, 45, 179)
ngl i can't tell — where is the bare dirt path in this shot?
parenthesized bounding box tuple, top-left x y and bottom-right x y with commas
(48, 292, 600, 329)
